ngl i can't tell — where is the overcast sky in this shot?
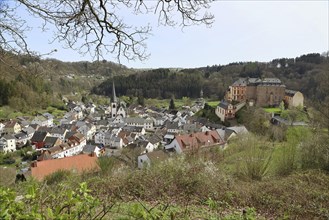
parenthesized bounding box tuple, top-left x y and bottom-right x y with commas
(23, 1, 328, 68)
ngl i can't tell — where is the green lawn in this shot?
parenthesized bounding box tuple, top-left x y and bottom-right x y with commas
(207, 101, 219, 107)
(263, 107, 282, 114)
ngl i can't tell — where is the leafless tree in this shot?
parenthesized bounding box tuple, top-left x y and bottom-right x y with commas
(0, 0, 214, 62)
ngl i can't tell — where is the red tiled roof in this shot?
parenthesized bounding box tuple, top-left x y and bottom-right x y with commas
(31, 154, 100, 180)
(175, 130, 224, 151)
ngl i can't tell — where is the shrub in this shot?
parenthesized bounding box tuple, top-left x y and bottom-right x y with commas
(235, 135, 274, 181)
(44, 170, 72, 185)
(300, 132, 329, 171)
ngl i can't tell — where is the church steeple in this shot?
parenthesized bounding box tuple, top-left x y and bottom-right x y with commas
(112, 81, 117, 103)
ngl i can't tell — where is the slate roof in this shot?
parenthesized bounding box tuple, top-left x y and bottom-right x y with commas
(44, 137, 61, 148)
(83, 145, 99, 153)
(31, 131, 48, 143)
(232, 78, 248, 86)
(285, 89, 298, 97)
(218, 101, 230, 109)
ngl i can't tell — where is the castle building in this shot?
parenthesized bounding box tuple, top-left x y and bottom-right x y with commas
(226, 78, 286, 107)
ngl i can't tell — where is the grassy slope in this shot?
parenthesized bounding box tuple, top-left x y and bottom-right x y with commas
(4, 128, 329, 219)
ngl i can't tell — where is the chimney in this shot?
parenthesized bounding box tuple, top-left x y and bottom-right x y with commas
(31, 161, 37, 168)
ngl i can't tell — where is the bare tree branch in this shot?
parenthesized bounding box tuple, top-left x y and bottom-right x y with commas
(0, 0, 214, 62)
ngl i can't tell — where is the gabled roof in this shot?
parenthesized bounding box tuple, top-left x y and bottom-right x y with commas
(2, 134, 15, 140)
(232, 78, 248, 86)
(83, 145, 100, 153)
(31, 131, 48, 143)
(44, 137, 61, 148)
(51, 127, 67, 135)
(33, 115, 47, 122)
(14, 132, 28, 139)
(218, 101, 231, 109)
(42, 113, 54, 119)
(285, 89, 298, 97)
(22, 126, 35, 135)
(31, 154, 100, 180)
(125, 117, 152, 124)
(145, 150, 169, 161)
(5, 120, 19, 128)
(262, 78, 281, 84)
(174, 130, 224, 151)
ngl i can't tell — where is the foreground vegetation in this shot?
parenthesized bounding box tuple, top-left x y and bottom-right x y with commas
(2, 125, 328, 219)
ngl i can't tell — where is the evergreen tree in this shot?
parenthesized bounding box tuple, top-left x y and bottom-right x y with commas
(169, 98, 175, 110)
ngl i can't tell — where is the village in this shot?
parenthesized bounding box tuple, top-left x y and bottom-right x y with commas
(0, 78, 304, 181)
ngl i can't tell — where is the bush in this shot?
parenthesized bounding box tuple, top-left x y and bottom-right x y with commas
(300, 132, 329, 171)
(44, 170, 72, 185)
(235, 135, 274, 181)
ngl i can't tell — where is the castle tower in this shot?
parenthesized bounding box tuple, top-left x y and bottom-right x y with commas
(111, 82, 117, 118)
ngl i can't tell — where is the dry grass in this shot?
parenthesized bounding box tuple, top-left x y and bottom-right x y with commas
(0, 166, 16, 186)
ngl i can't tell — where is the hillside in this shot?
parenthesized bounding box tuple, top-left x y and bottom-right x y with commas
(0, 50, 134, 115)
(93, 53, 329, 101)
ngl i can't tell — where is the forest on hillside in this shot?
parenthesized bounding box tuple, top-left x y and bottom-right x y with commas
(92, 53, 329, 101)
(1, 51, 328, 114)
(0, 51, 133, 113)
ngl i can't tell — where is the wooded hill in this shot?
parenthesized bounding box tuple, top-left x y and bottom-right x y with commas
(93, 53, 329, 101)
(0, 51, 134, 113)
(1, 51, 328, 114)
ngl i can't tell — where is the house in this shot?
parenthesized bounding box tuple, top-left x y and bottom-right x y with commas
(0, 122, 5, 135)
(83, 145, 103, 157)
(166, 121, 180, 134)
(42, 132, 86, 159)
(31, 154, 100, 180)
(94, 131, 106, 145)
(72, 106, 84, 120)
(0, 135, 16, 153)
(30, 131, 49, 149)
(153, 116, 166, 127)
(42, 113, 54, 127)
(68, 132, 86, 148)
(16, 117, 30, 128)
(136, 140, 156, 153)
(147, 134, 162, 149)
(110, 136, 123, 149)
(31, 115, 50, 127)
(284, 90, 304, 108)
(4, 120, 21, 134)
(85, 103, 96, 114)
(22, 126, 36, 139)
(215, 101, 236, 122)
(165, 130, 225, 154)
(125, 117, 153, 130)
(43, 136, 62, 148)
(216, 126, 248, 143)
(49, 127, 67, 141)
(77, 123, 96, 140)
(14, 132, 29, 148)
(137, 150, 170, 169)
(163, 133, 175, 145)
(122, 126, 146, 136)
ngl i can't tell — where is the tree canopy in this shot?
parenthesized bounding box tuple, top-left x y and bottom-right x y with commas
(0, 0, 214, 62)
